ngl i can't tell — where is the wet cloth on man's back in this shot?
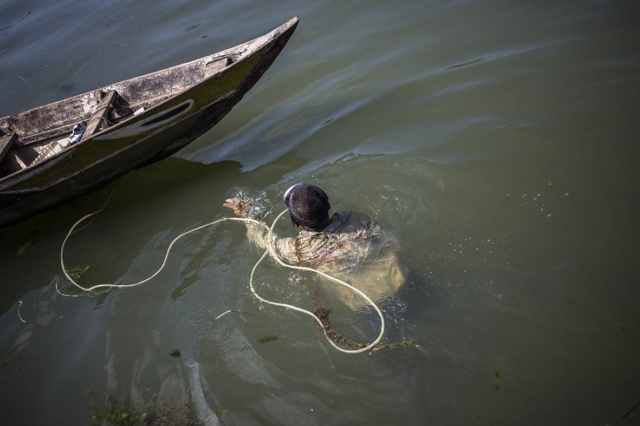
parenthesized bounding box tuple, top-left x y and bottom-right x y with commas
(246, 209, 406, 311)
(247, 209, 379, 264)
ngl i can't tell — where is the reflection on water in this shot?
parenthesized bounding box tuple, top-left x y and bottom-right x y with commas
(2, 0, 640, 424)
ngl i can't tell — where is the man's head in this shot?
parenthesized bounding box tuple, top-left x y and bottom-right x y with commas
(284, 183, 330, 230)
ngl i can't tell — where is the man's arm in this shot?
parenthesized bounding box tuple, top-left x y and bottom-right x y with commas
(223, 198, 299, 263)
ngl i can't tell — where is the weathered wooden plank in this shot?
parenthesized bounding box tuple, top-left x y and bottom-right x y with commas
(204, 56, 231, 79)
(81, 90, 119, 141)
(19, 124, 74, 146)
(0, 128, 17, 164)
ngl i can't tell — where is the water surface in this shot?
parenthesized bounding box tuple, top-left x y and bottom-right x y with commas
(1, 0, 639, 424)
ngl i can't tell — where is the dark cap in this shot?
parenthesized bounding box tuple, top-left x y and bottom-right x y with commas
(285, 184, 330, 230)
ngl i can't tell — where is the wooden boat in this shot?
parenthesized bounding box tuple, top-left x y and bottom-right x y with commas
(0, 17, 299, 228)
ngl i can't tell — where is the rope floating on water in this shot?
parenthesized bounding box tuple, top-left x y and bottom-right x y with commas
(17, 300, 26, 323)
(55, 279, 88, 298)
(214, 310, 258, 320)
(261, 209, 386, 354)
(60, 189, 266, 292)
(60, 200, 385, 354)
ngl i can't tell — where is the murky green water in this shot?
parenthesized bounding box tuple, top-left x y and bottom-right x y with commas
(1, 0, 639, 424)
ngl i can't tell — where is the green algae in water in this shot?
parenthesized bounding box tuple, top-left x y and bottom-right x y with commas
(325, 399, 338, 411)
(85, 387, 202, 426)
(213, 409, 228, 418)
(314, 306, 416, 351)
(372, 340, 416, 351)
(257, 335, 278, 344)
(65, 265, 91, 281)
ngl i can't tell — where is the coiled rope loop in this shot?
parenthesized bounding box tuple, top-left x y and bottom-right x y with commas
(61, 200, 385, 354)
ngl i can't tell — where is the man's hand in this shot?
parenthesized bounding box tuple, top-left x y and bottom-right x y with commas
(223, 198, 246, 216)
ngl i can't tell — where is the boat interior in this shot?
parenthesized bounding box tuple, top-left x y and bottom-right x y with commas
(0, 53, 235, 180)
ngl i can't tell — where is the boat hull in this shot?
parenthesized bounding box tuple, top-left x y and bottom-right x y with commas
(0, 18, 298, 228)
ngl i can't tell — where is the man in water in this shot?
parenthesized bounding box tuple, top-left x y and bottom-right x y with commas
(224, 183, 406, 310)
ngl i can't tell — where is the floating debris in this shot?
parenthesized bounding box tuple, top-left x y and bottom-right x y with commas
(213, 409, 228, 418)
(325, 399, 338, 411)
(168, 348, 181, 357)
(215, 354, 220, 365)
(564, 299, 575, 304)
(59, 266, 94, 297)
(0, 351, 9, 365)
(372, 340, 415, 351)
(256, 335, 278, 344)
(86, 387, 198, 425)
(59, 83, 75, 93)
(182, 23, 201, 33)
(154, 241, 169, 250)
(64, 265, 91, 280)
(17, 240, 33, 256)
(618, 323, 625, 334)
(495, 371, 500, 391)
(314, 306, 415, 351)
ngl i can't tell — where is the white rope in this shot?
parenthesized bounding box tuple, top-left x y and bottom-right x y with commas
(61, 202, 385, 354)
(259, 209, 385, 354)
